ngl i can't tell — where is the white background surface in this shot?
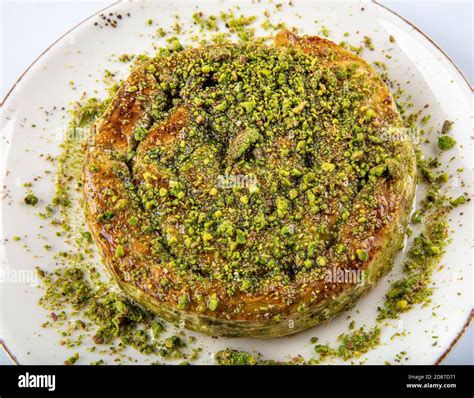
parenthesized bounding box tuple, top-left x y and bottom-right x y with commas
(0, 0, 472, 365)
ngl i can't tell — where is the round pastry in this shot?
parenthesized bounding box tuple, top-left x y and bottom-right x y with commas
(83, 31, 416, 338)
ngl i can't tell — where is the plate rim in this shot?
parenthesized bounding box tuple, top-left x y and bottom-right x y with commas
(0, 0, 472, 365)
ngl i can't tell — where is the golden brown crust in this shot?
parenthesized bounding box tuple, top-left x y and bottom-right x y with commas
(83, 32, 416, 337)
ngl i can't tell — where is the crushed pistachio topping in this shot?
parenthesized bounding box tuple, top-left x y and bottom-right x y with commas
(85, 35, 410, 320)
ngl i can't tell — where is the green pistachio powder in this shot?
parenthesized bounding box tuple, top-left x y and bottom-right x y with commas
(22, 8, 466, 365)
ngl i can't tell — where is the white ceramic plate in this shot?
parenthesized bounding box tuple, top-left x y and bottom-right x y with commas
(1, 0, 472, 365)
